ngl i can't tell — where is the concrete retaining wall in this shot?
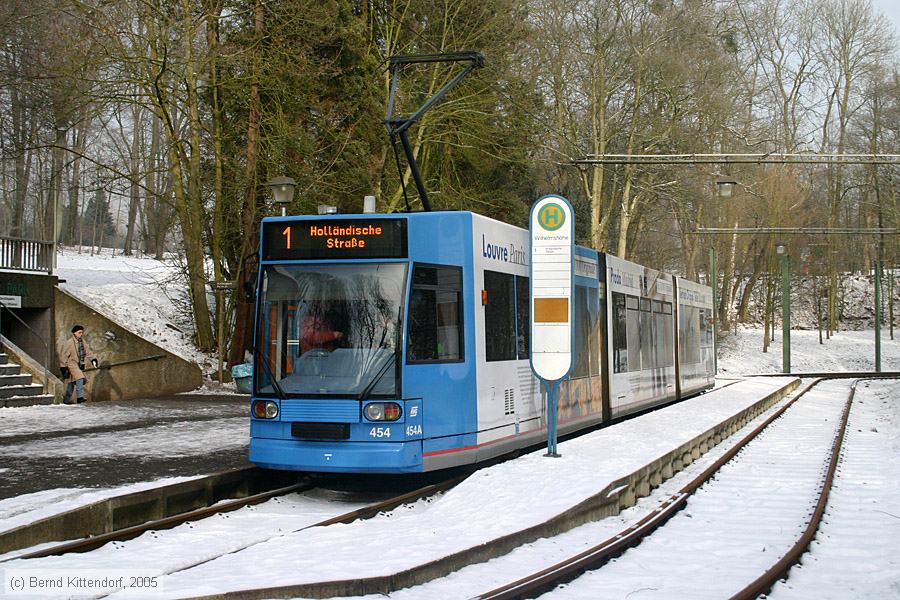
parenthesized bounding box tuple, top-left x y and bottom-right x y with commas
(54, 288, 202, 401)
(0, 467, 301, 555)
(0, 334, 65, 402)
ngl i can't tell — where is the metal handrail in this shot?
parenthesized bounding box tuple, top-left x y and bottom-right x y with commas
(0, 299, 50, 394)
(86, 354, 166, 371)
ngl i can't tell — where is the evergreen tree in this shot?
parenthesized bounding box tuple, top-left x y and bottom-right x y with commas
(80, 186, 116, 248)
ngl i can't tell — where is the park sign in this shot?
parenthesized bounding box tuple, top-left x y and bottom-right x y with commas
(529, 195, 574, 382)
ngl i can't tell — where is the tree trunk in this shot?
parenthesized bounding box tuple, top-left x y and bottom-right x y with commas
(123, 105, 142, 255)
(229, 0, 264, 368)
(181, 0, 214, 352)
(63, 120, 88, 246)
(10, 87, 32, 239)
(206, 0, 225, 284)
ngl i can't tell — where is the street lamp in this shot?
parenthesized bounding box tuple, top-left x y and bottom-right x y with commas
(707, 178, 737, 375)
(266, 176, 296, 216)
(776, 243, 790, 373)
(715, 178, 738, 199)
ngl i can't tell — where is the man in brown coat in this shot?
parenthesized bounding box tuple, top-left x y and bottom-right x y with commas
(59, 324, 98, 404)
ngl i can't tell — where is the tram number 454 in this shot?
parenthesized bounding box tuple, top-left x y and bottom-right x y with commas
(368, 425, 423, 438)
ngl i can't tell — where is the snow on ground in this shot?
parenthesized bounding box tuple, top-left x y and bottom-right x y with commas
(8, 417, 247, 460)
(768, 379, 900, 600)
(3, 375, 897, 599)
(719, 327, 899, 374)
(54, 248, 219, 379)
(0, 401, 239, 439)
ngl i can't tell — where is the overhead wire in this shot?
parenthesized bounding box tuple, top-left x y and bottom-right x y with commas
(377, 7, 584, 158)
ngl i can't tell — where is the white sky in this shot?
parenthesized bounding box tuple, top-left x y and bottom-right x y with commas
(872, 0, 900, 37)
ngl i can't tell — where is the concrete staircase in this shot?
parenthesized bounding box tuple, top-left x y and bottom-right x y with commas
(0, 352, 55, 407)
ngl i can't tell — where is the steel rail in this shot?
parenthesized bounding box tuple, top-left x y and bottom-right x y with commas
(7, 474, 465, 569)
(728, 379, 862, 600)
(3, 481, 314, 561)
(308, 475, 467, 528)
(473, 378, 823, 600)
(750, 371, 900, 379)
(125, 475, 468, 600)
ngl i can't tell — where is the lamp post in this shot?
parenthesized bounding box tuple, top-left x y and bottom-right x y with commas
(709, 246, 718, 374)
(709, 178, 736, 374)
(776, 243, 790, 373)
(875, 261, 882, 372)
(266, 176, 296, 216)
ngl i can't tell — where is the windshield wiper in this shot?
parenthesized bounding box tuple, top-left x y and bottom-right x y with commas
(252, 346, 287, 400)
(359, 305, 402, 401)
(357, 352, 395, 401)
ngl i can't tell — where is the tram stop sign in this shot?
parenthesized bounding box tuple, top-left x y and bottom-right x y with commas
(529, 195, 574, 383)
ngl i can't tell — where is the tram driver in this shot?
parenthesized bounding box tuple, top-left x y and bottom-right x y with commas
(299, 301, 344, 355)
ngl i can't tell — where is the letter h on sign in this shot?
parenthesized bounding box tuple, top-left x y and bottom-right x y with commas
(538, 204, 565, 231)
(544, 208, 559, 226)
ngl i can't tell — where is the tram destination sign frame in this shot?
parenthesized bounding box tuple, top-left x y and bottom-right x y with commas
(262, 218, 408, 261)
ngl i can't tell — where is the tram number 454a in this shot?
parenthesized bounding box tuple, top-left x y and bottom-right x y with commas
(368, 425, 423, 438)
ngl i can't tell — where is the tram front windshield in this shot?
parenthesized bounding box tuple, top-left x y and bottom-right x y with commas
(255, 263, 407, 398)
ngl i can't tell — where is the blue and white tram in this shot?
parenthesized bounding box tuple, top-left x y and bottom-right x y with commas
(249, 210, 715, 473)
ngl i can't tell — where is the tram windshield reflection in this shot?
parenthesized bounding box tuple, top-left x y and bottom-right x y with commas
(255, 263, 407, 397)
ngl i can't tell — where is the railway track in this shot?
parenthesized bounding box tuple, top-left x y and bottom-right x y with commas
(1, 467, 462, 562)
(2, 470, 464, 599)
(1, 478, 311, 561)
(473, 374, 894, 599)
(0, 466, 297, 560)
(6, 374, 892, 598)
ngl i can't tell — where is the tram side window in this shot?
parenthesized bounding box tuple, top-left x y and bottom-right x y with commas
(660, 301, 675, 367)
(573, 288, 589, 378)
(626, 295, 641, 372)
(652, 300, 674, 368)
(639, 297, 653, 369)
(572, 286, 600, 378)
(700, 308, 714, 349)
(484, 270, 517, 361)
(680, 305, 701, 364)
(612, 293, 628, 373)
(408, 264, 463, 363)
(588, 287, 600, 376)
(516, 275, 530, 359)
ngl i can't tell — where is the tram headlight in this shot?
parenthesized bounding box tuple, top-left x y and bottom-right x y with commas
(252, 400, 279, 419)
(364, 402, 402, 422)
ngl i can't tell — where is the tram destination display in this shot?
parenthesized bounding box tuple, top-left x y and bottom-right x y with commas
(263, 218, 408, 260)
